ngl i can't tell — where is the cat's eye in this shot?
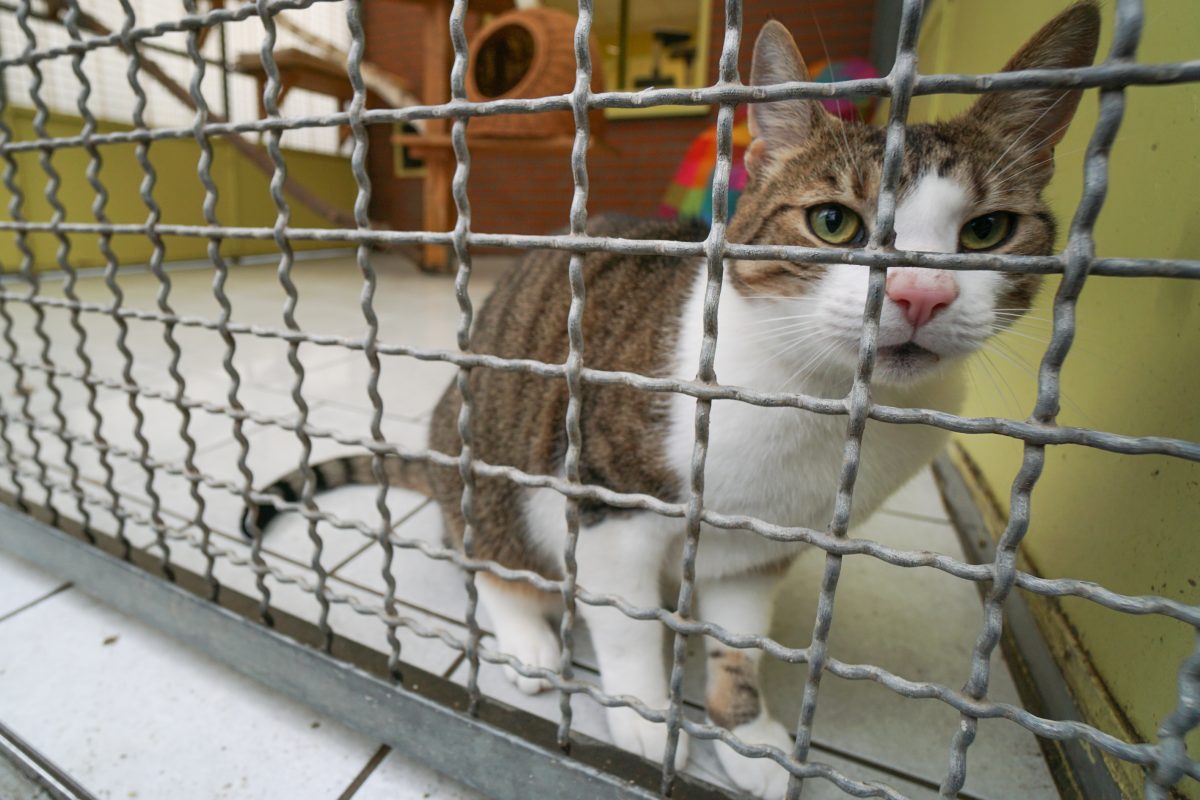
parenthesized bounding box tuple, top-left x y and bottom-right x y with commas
(959, 212, 1015, 251)
(807, 204, 864, 246)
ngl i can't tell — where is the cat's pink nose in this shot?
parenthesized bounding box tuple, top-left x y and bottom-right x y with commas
(886, 268, 959, 329)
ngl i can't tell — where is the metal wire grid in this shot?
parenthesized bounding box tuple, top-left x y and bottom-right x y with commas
(0, 0, 1198, 797)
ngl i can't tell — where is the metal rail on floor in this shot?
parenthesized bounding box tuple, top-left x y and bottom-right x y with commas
(0, 503, 734, 800)
(0, 718, 98, 800)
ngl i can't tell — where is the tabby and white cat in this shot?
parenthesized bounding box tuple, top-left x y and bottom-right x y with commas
(247, 3, 1099, 796)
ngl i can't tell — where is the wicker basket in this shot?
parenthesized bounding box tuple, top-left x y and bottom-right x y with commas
(466, 7, 605, 140)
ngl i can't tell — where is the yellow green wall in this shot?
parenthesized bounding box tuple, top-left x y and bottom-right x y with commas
(1, 105, 358, 272)
(914, 1, 1200, 795)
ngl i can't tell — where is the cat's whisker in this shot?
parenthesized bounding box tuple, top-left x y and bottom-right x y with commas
(989, 321, 1102, 361)
(745, 331, 829, 373)
(738, 323, 824, 342)
(965, 358, 1017, 419)
(994, 144, 1084, 190)
(738, 313, 824, 327)
(963, 360, 989, 413)
(737, 294, 822, 302)
(760, 329, 828, 357)
(990, 315, 1050, 328)
(991, 321, 1053, 337)
(981, 105, 1070, 183)
(988, 325, 1051, 346)
(808, 9, 864, 187)
(772, 344, 822, 390)
(984, 133, 1070, 194)
(742, 320, 827, 341)
(992, 309, 1053, 321)
(991, 324, 1051, 337)
(745, 334, 827, 360)
(780, 338, 844, 391)
(989, 124, 1084, 192)
(991, 314, 1048, 327)
(746, 331, 827, 351)
(746, 332, 825, 349)
(993, 308, 1052, 317)
(982, 339, 1094, 424)
(810, 341, 853, 386)
(977, 350, 1026, 419)
(969, 354, 1001, 415)
(996, 122, 1079, 177)
(746, 314, 824, 326)
(992, 313, 1052, 325)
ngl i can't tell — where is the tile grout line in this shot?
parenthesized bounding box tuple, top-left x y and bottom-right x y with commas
(328, 498, 435, 575)
(331, 641, 469, 798)
(0, 581, 73, 626)
(334, 743, 392, 800)
(28, 468, 431, 589)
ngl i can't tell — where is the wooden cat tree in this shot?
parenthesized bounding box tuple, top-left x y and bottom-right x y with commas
(389, 1, 605, 271)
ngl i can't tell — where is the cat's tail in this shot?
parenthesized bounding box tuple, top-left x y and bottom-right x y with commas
(240, 453, 433, 539)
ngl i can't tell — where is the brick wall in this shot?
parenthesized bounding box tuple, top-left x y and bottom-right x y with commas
(363, 0, 877, 237)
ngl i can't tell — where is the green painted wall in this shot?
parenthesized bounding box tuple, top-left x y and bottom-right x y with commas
(1, 105, 358, 272)
(914, 0, 1200, 793)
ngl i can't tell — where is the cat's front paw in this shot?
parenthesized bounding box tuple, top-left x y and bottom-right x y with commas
(606, 706, 690, 770)
(714, 714, 793, 800)
(496, 626, 562, 695)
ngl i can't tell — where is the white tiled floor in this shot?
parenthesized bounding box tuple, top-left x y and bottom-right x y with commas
(0, 253, 1058, 799)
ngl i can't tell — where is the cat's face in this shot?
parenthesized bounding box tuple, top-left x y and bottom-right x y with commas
(729, 3, 1099, 386)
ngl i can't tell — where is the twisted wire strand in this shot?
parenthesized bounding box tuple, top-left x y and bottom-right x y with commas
(0, 218, 1198, 279)
(554, 0, 595, 751)
(0, 21, 49, 516)
(447, 0, 482, 716)
(131, 0, 221, 600)
(120, 0, 176, 579)
(661, 0, 742, 790)
(14, 0, 93, 537)
(63, 0, 134, 558)
(787, 3, 923, 795)
(343, 0, 402, 678)
(1147, 637, 1200, 797)
(181, 0, 266, 614)
(940, 2, 1150, 796)
(1, 59, 1199, 154)
(1, 289, 1198, 462)
(0, 0, 331, 70)
(1, 355, 1197, 633)
(255, 0, 332, 646)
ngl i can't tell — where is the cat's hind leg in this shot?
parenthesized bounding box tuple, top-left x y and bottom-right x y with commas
(699, 570, 793, 800)
(476, 573, 562, 695)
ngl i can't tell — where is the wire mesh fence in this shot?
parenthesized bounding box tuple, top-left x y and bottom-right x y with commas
(0, 0, 1197, 798)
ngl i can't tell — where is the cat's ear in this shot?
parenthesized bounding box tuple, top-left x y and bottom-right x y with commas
(970, 1, 1101, 160)
(746, 21, 827, 177)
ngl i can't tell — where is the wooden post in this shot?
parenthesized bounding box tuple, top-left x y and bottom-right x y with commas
(420, 0, 455, 272)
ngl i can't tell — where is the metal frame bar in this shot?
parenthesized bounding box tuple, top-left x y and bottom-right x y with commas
(0, 718, 97, 800)
(932, 452, 1125, 800)
(0, 506, 729, 800)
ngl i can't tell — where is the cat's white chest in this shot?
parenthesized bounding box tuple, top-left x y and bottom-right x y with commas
(663, 264, 962, 579)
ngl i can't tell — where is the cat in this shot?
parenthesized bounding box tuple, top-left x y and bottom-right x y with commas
(244, 3, 1099, 796)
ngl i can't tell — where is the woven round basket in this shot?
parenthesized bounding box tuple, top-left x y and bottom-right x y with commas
(466, 7, 605, 139)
